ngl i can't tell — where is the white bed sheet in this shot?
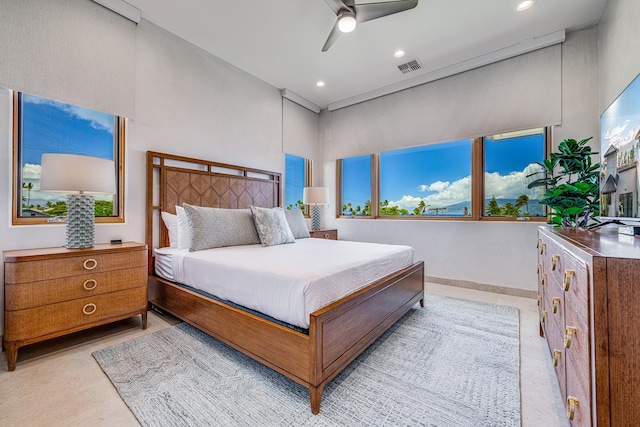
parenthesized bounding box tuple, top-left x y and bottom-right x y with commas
(163, 238, 414, 329)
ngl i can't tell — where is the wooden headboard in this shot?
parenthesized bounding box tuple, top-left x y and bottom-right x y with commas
(146, 151, 281, 270)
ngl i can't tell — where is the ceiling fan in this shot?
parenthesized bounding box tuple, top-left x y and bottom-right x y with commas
(321, 0, 418, 52)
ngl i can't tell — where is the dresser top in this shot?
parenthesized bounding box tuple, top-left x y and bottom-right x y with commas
(3, 242, 146, 263)
(540, 226, 640, 260)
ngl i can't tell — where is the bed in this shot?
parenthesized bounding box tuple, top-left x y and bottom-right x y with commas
(145, 151, 425, 414)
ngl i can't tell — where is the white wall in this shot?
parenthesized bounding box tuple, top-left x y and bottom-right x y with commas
(598, 0, 640, 112)
(319, 29, 599, 294)
(0, 13, 317, 332)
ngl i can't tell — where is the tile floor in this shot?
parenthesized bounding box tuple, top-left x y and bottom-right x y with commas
(0, 283, 568, 426)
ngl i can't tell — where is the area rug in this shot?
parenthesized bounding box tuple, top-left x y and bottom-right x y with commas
(93, 295, 520, 426)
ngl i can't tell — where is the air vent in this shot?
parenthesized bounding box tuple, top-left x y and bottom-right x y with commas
(397, 59, 422, 74)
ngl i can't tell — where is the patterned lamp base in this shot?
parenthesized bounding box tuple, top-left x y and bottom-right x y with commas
(310, 205, 322, 231)
(66, 194, 95, 249)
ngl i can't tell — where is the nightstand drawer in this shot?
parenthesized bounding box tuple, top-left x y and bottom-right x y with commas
(4, 287, 147, 341)
(5, 266, 147, 310)
(309, 229, 337, 240)
(4, 249, 147, 284)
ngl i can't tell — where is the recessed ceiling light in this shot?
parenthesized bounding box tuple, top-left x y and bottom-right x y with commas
(316, 81, 325, 87)
(517, 0, 534, 11)
(394, 50, 406, 58)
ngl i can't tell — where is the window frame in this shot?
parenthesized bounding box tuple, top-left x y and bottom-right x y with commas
(11, 91, 126, 226)
(336, 128, 551, 222)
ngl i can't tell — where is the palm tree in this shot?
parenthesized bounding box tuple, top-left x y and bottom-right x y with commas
(486, 196, 503, 216)
(515, 194, 530, 215)
(22, 182, 33, 208)
(413, 200, 428, 216)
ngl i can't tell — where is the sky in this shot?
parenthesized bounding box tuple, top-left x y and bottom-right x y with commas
(285, 153, 306, 208)
(20, 93, 116, 207)
(341, 134, 545, 213)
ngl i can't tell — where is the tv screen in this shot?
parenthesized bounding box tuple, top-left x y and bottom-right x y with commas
(600, 73, 640, 223)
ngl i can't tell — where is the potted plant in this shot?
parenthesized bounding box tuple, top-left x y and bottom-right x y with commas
(527, 137, 601, 229)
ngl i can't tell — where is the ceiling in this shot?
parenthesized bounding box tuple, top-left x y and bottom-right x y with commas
(125, 0, 608, 111)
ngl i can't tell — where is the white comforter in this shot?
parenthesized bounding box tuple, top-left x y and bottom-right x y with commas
(157, 238, 414, 328)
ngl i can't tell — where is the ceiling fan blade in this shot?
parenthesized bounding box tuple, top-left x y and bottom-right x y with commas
(321, 19, 342, 52)
(323, 0, 349, 15)
(354, 0, 418, 23)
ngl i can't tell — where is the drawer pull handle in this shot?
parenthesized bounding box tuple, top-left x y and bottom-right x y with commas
(541, 311, 547, 323)
(541, 274, 546, 286)
(553, 349, 562, 366)
(82, 279, 98, 291)
(563, 270, 575, 291)
(551, 255, 560, 271)
(324, 233, 330, 239)
(536, 238, 541, 248)
(83, 279, 97, 291)
(83, 259, 98, 270)
(83, 303, 97, 315)
(537, 295, 541, 306)
(564, 326, 577, 348)
(552, 297, 560, 314)
(566, 396, 579, 420)
(537, 264, 541, 274)
(539, 243, 545, 255)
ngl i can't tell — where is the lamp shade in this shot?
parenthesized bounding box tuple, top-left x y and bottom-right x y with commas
(303, 187, 329, 206)
(40, 154, 116, 194)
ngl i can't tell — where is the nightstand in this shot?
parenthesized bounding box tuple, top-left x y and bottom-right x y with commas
(309, 229, 338, 240)
(3, 242, 148, 371)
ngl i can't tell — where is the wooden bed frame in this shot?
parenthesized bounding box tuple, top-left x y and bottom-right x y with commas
(145, 151, 425, 414)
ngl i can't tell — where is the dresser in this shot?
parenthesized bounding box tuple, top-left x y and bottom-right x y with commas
(537, 226, 640, 426)
(309, 229, 338, 240)
(3, 242, 148, 371)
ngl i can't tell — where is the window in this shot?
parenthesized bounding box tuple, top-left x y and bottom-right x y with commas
(339, 154, 372, 216)
(380, 140, 472, 217)
(483, 129, 546, 217)
(337, 128, 548, 221)
(13, 91, 125, 225)
(284, 153, 310, 211)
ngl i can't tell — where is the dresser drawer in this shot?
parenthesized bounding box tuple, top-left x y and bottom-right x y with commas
(543, 283, 565, 335)
(4, 287, 147, 341)
(561, 254, 589, 328)
(565, 306, 591, 427)
(545, 316, 567, 402)
(542, 238, 566, 287)
(5, 266, 147, 310)
(309, 229, 338, 240)
(5, 248, 147, 284)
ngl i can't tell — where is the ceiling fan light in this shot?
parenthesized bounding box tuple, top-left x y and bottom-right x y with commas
(338, 12, 357, 33)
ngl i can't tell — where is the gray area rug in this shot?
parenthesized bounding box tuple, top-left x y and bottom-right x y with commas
(93, 295, 520, 426)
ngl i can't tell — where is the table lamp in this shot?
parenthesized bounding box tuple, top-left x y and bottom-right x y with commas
(303, 187, 329, 231)
(40, 153, 116, 249)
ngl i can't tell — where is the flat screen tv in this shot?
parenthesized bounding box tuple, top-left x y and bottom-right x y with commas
(600, 72, 640, 225)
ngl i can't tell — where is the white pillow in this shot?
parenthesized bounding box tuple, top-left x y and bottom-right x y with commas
(182, 204, 261, 251)
(175, 205, 190, 250)
(250, 206, 295, 247)
(160, 211, 178, 248)
(284, 208, 310, 239)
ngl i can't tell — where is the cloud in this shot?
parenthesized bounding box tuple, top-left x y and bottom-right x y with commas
(392, 164, 545, 210)
(419, 181, 449, 193)
(24, 95, 114, 134)
(22, 163, 41, 180)
(394, 176, 471, 210)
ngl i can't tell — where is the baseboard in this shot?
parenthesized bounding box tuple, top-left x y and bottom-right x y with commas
(425, 276, 537, 299)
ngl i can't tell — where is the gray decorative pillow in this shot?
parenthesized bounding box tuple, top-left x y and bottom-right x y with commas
(284, 208, 310, 239)
(182, 204, 261, 251)
(250, 206, 295, 247)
